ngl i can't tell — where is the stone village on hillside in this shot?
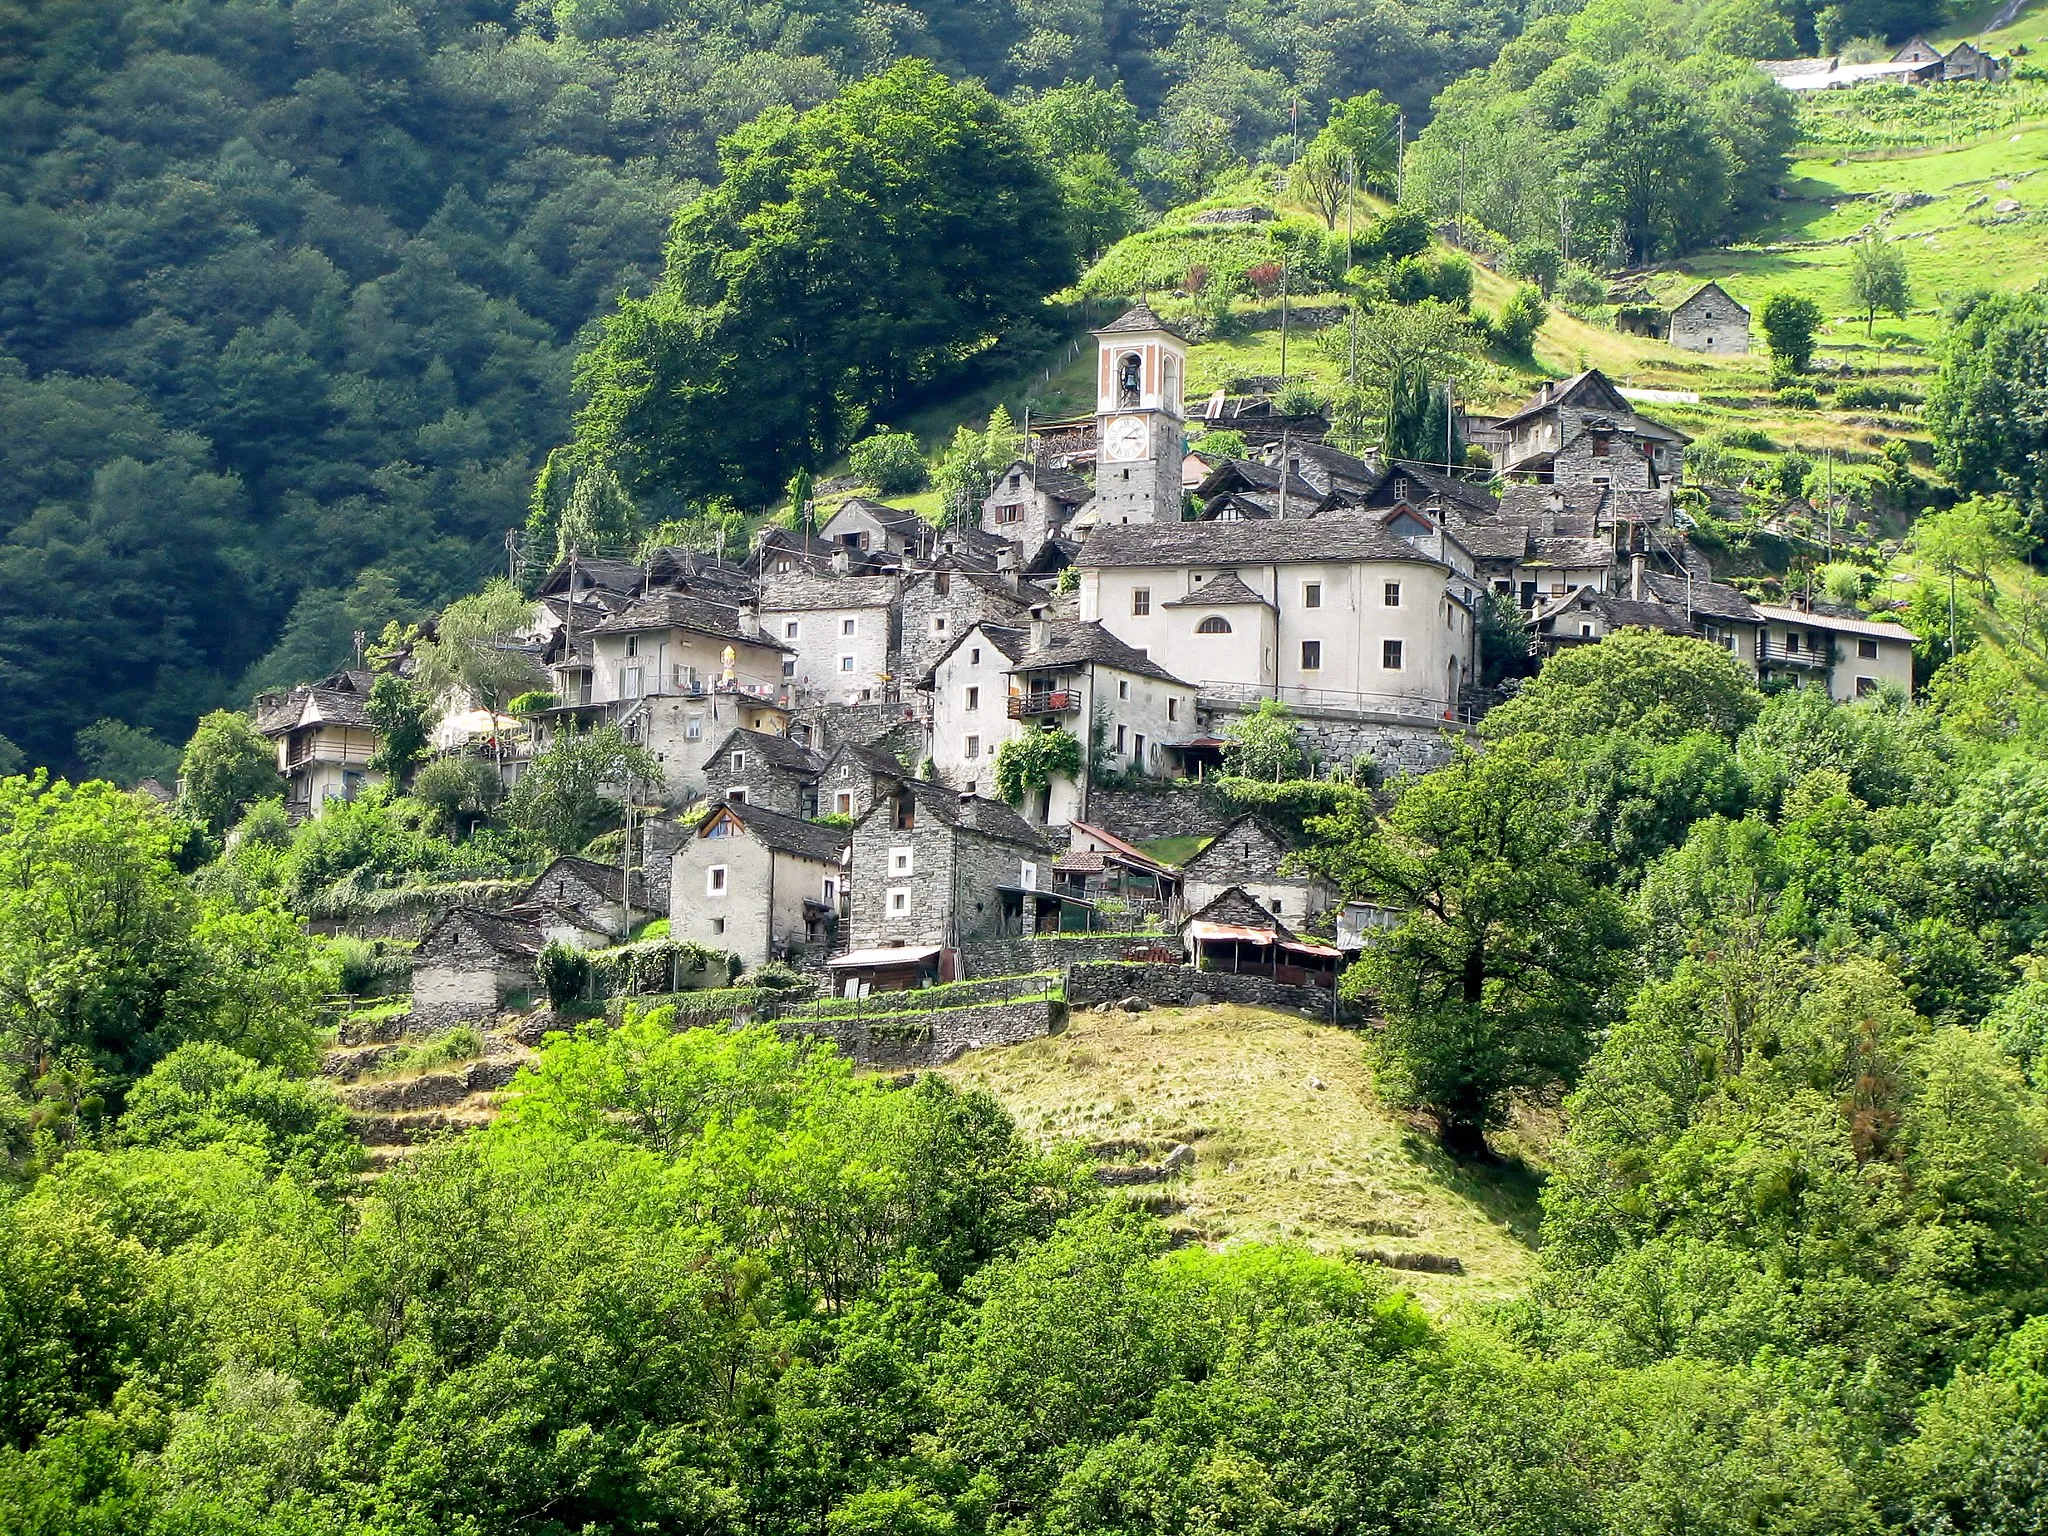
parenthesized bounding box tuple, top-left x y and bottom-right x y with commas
(258, 306, 1919, 1027)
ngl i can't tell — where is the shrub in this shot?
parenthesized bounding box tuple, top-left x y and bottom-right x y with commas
(1557, 264, 1606, 312)
(1760, 291, 1824, 373)
(1358, 207, 1431, 263)
(1244, 260, 1285, 298)
(537, 941, 592, 1008)
(993, 727, 1084, 804)
(1501, 241, 1561, 292)
(749, 961, 809, 991)
(847, 428, 928, 494)
(1275, 379, 1327, 417)
(1774, 384, 1819, 410)
(329, 935, 380, 996)
(1495, 284, 1549, 356)
(508, 691, 557, 716)
(1836, 380, 1921, 410)
(412, 755, 503, 833)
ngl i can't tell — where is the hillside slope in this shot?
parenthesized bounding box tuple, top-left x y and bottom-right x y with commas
(937, 1003, 1544, 1312)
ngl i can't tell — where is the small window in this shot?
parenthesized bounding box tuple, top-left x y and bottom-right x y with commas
(1167, 697, 1178, 722)
(970, 647, 981, 665)
(782, 658, 796, 678)
(1118, 679, 1130, 700)
(834, 791, 853, 815)
(1384, 581, 1402, 607)
(1383, 639, 1404, 670)
(823, 878, 837, 902)
(625, 635, 639, 658)
(1115, 724, 1127, 753)
(1132, 588, 1151, 616)
(1021, 861, 1037, 888)
(1197, 615, 1232, 634)
(686, 715, 702, 741)
(1857, 676, 1878, 697)
(966, 686, 979, 711)
(1304, 581, 1322, 609)
(840, 655, 855, 672)
(965, 734, 980, 759)
(727, 788, 747, 803)
(1593, 436, 1611, 458)
(890, 846, 913, 875)
(1581, 623, 1594, 637)
(935, 572, 951, 596)
(889, 887, 910, 913)
(1786, 632, 1801, 654)
(1133, 733, 1145, 765)
(707, 865, 727, 895)
(933, 617, 946, 634)
(842, 617, 856, 636)
(1858, 638, 1879, 659)
(775, 559, 790, 574)
(1301, 640, 1322, 671)
(730, 751, 745, 773)
(785, 620, 799, 639)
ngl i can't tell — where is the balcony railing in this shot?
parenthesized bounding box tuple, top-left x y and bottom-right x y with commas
(1756, 638, 1833, 668)
(1195, 680, 1478, 727)
(1008, 689, 1080, 718)
(283, 742, 377, 771)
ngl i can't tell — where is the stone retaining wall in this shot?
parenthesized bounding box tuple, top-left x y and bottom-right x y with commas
(787, 998, 1066, 1068)
(1066, 961, 1352, 1020)
(1081, 784, 1230, 842)
(961, 934, 1151, 977)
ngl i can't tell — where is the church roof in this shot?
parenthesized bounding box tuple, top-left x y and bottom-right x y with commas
(1095, 302, 1186, 339)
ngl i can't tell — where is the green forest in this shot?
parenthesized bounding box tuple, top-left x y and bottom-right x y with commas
(5, 625, 2048, 1531)
(0, 0, 1966, 774)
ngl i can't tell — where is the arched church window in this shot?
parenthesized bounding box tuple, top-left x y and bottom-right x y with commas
(1196, 615, 1233, 634)
(1118, 352, 1142, 407)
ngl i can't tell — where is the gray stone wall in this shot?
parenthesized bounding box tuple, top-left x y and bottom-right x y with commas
(1066, 961, 1351, 1020)
(1185, 818, 1289, 886)
(1283, 713, 1462, 777)
(955, 827, 1045, 943)
(701, 756, 814, 816)
(789, 997, 1066, 1068)
(899, 578, 1034, 686)
(1667, 298, 1748, 355)
(1081, 784, 1229, 841)
(808, 702, 924, 754)
(1552, 409, 1655, 492)
(849, 811, 958, 951)
(961, 933, 1150, 978)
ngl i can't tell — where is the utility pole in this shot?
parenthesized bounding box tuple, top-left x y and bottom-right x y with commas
(1278, 426, 1292, 520)
(505, 527, 520, 584)
(619, 768, 636, 938)
(1279, 259, 1290, 378)
(1444, 377, 1455, 473)
(1396, 112, 1406, 203)
(1345, 153, 1356, 273)
(1456, 142, 1468, 248)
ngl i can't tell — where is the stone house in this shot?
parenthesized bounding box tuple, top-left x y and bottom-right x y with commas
(841, 778, 1050, 982)
(980, 459, 1093, 551)
(1054, 820, 1181, 909)
(410, 906, 543, 1022)
(759, 571, 899, 705)
(255, 668, 383, 819)
(517, 854, 655, 938)
(1077, 517, 1485, 733)
(898, 562, 1051, 687)
(818, 498, 932, 564)
(670, 799, 850, 967)
(1667, 282, 1749, 355)
(922, 617, 1197, 825)
(1534, 563, 1763, 669)
(534, 592, 794, 799)
(1938, 39, 2007, 81)
(1181, 884, 1342, 988)
(816, 740, 907, 820)
(1191, 456, 1334, 520)
(1753, 604, 1917, 700)
(700, 726, 828, 815)
(1492, 370, 1689, 487)
(1180, 815, 1331, 926)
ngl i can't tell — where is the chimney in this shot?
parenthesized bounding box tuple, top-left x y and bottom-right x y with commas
(1629, 553, 1645, 603)
(1030, 606, 1051, 652)
(995, 543, 1017, 576)
(739, 599, 758, 633)
(831, 547, 850, 576)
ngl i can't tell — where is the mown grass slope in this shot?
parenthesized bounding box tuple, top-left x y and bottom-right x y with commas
(936, 1002, 1545, 1314)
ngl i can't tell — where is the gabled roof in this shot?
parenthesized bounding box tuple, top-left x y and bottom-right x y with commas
(705, 725, 827, 776)
(1525, 536, 1614, 570)
(588, 593, 793, 651)
(1024, 536, 1084, 576)
(823, 740, 908, 778)
(823, 497, 928, 538)
(1196, 457, 1325, 505)
(500, 899, 613, 937)
(921, 621, 1028, 686)
(1289, 439, 1381, 489)
(521, 853, 649, 911)
(1671, 280, 1748, 319)
(988, 459, 1092, 504)
(1643, 571, 1759, 623)
(1006, 620, 1190, 686)
(1164, 571, 1273, 608)
(757, 572, 899, 612)
(1493, 369, 1635, 431)
(1441, 515, 1529, 561)
(1095, 301, 1186, 338)
(535, 555, 644, 598)
(417, 905, 544, 962)
(255, 669, 379, 736)
(701, 799, 849, 864)
(1066, 820, 1175, 876)
(1753, 604, 1917, 641)
(1078, 519, 1450, 570)
(1185, 884, 1296, 940)
(864, 778, 1049, 850)
(1183, 815, 1293, 879)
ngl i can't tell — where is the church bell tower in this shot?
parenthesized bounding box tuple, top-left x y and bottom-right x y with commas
(1091, 304, 1187, 526)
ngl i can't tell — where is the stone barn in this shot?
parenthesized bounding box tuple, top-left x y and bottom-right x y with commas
(1666, 282, 1749, 354)
(410, 907, 544, 1022)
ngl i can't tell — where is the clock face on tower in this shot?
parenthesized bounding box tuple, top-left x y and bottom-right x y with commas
(1102, 414, 1149, 463)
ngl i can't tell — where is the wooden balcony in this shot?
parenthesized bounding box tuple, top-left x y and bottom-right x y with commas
(1008, 689, 1079, 718)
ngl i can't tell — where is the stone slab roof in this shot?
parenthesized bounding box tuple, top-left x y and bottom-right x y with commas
(758, 572, 899, 611)
(706, 725, 827, 776)
(710, 799, 849, 864)
(589, 593, 793, 650)
(1164, 572, 1273, 607)
(1007, 619, 1189, 686)
(1079, 520, 1448, 570)
(1096, 301, 1186, 338)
